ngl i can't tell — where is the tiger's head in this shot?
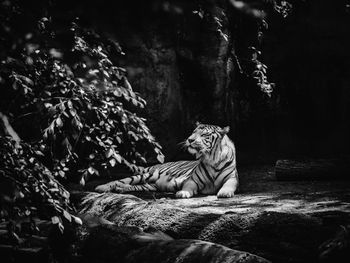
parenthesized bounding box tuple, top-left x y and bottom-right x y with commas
(185, 122, 230, 159)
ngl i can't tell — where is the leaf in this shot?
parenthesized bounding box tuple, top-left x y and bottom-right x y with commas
(35, 150, 44, 156)
(113, 90, 122, 97)
(63, 210, 72, 222)
(157, 154, 165, 163)
(62, 138, 72, 151)
(124, 78, 132, 90)
(72, 215, 83, 225)
(70, 109, 77, 117)
(154, 148, 161, 154)
(62, 190, 70, 199)
(114, 153, 122, 163)
(51, 216, 60, 224)
(131, 98, 138, 106)
(79, 176, 85, 186)
(11, 232, 22, 244)
(58, 222, 64, 233)
(109, 158, 116, 167)
(67, 100, 73, 109)
(106, 148, 114, 158)
(128, 131, 138, 141)
(88, 167, 94, 174)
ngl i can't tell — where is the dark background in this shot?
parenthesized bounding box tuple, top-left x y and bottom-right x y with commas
(9, 0, 350, 164)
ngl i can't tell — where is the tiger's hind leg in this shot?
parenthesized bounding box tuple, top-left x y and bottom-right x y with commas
(113, 183, 157, 193)
(118, 173, 148, 185)
(95, 173, 150, 193)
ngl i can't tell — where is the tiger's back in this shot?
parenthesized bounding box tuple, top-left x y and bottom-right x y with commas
(143, 160, 199, 192)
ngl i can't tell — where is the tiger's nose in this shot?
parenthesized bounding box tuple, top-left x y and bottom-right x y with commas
(187, 138, 195, 143)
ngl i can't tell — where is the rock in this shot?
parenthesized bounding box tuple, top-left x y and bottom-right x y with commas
(318, 225, 350, 262)
(82, 224, 270, 263)
(113, 0, 235, 159)
(76, 165, 350, 262)
(77, 191, 350, 262)
(0, 245, 47, 263)
(275, 158, 350, 181)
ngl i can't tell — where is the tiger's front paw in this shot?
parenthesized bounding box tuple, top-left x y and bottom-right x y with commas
(175, 190, 193, 199)
(217, 188, 235, 198)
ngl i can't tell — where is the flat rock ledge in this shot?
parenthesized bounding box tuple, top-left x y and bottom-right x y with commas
(76, 166, 350, 263)
(77, 190, 350, 263)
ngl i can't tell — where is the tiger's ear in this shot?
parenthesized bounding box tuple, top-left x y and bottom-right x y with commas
(219, 126, 230, 135)
(195, 121, 201, 127)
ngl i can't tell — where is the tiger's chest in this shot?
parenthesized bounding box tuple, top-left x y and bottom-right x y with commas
(193, 162, 235, 194)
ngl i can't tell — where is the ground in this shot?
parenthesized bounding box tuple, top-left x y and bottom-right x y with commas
(77, 165, 350, 263)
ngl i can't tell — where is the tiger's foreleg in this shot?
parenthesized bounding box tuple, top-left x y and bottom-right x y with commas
(175, 178, 199, 198)
(216, 170, 238, 198)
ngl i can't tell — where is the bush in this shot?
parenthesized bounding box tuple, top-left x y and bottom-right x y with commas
(0, 136, 76, 236)
(0, 17, 164, 185)
(0, 1, 163, 240)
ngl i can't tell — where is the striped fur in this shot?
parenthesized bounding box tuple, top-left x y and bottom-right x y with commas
(95, 123, 238, 198)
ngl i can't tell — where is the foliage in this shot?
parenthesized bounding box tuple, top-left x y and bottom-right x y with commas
(0, 136, 80, 238)
(272, 0, 293, 18)
(228, 0, 293, 97)
(249, 47, 275, 97)
(0, 15, 164, 185)
(194, 0, 287, 97)
(0, 0, 164, 243)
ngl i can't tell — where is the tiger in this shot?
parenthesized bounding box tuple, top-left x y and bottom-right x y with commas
(95, 122, 238, 198)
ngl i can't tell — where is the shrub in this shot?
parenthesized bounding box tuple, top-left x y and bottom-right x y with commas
(0, 1, 163, 240)
(0, 17, 164, 185)
(0, 136, 77, 236)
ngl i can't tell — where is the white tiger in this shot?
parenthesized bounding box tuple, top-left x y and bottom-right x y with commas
(95, 123, 238, 198)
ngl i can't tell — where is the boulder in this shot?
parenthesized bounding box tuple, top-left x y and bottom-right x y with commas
(77, 165, 350, 262)
(81, 223, 270, 263)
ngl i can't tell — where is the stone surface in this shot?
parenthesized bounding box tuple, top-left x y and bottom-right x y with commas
(78, 165, 350, 263)
(82, 224, 270, 263)
(111, 0, 234, 159)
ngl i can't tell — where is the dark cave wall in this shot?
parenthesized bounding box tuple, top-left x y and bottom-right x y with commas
(40, 0, 236, 160)
(110, 0, 235, 159)
(58, 0, 350, 160)
(262, 0, 350, 157)
(118, 0, 350, 160)
(122, 31, 186, 158)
